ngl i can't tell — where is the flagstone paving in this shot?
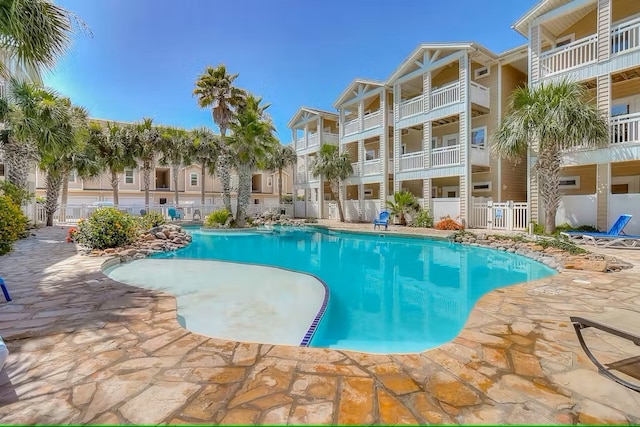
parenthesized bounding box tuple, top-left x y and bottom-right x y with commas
(1, 225, 640, 424)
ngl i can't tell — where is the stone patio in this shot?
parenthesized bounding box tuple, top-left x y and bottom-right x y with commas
(0, 224, 639, 424)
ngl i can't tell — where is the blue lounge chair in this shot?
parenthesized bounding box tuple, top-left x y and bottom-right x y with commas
(374, 211, 390, 231)
(560, 214, 640, 248)
(0, 277, 11, 302)
(168, 208, 182, 221)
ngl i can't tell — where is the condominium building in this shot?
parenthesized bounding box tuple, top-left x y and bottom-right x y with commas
(516, 0, 640, 234)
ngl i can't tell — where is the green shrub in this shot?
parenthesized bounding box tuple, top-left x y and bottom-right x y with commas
(531, 221, 545, 235)
(0, 181, 32, 206)
(74, 207, 138, 250)
(204, 209, 231, 228)
(538, 237, 587, 255)
(0, 195, 28, 255)
(138, 211, 165, 230)
(410, 210, 433, 228)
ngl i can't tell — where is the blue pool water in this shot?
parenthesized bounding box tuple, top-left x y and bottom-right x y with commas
(153, 227, 555, 353)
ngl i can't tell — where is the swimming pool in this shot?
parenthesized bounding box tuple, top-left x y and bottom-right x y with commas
(147, 226, 555, 353)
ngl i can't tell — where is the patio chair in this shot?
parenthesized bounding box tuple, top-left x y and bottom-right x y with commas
(571, 309, 640, 392)
(373, 211, 391, 231)
(139, 209, 147, 216)
(0, 277, 11, 302)
(192, 209, 202, 221)
(168, 208, 182, 221)
(560, 214, 634, 243)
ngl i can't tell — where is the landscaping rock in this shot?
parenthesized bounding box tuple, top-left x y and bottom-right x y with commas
(155, 233, 167, 240)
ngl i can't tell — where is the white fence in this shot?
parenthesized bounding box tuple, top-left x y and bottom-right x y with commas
(432, 198, 461, 223)
(556, 194, 597, 228)
(469, 199, 528, 231)
(609, 193, 640, 235)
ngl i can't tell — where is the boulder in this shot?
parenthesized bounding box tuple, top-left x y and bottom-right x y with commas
(155, 233, 167, 240)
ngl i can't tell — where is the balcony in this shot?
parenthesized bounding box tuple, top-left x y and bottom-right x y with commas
(397, 81, 489, 120)
(296, 172, 307, 184)
(470, 145, 489, 166)
(610, 112, 640, 144)
(399, 151, 423, 171)
(342, 110, 394, 137)
(308, 172, 319, 183)
(363, 159, 381, 176)
(539, 16, 640, 78)
(431, 81, 460, 110)
(295, 132, 340, 151)
(431, 145, 460, 167)
(351, 162, 361, 177)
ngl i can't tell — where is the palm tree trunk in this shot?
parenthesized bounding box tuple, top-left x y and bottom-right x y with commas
(110, 170, 119, 207)
(200, 161, 206, 206)
(44, 172, 62, 227)
(219, 127, 232, 213)
(4, 138, 35, 191)
(235, 163, 251, 227)
(60, 169, 69, 223)
(172, 164, 180, 207)
(143, 161, 152, 211)
(537, 149, 562, 234)
(278, 169, 283, 205)
(330, 181, 345, 222)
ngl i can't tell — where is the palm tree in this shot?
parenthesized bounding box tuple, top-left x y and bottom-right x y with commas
(132, 118, 161, 212)
(310, 144, 353, 222)
(87, 121, 137, 207)
(159, 127, 191, 207)
(193, 64, 246, 212)
(266, 143, 296, 205)
(0, 0, 87, 81)
(227, 95, 277, 226)
(493, 79, 609, 233)
(386, 190, 420, 226)
(189, 127, 219, 206)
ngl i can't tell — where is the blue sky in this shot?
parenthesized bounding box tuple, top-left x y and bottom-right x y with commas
(45, 0, 537, 142)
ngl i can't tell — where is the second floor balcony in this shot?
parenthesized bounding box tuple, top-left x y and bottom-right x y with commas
(398, 81, 490, 121)
(295, 131, 339, 151)
(342, 110, 394, 138)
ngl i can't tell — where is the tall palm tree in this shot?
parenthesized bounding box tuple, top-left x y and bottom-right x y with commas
(159, 126, 191, 207)
(227, 95, 277, 226)
(193, 64, 246, 212)
(87, 121, 137, 207)
(132, 118, 161, 212)
(310, 144, 353, 223)
(266, 143, 296, 205)
(0, 0, 87, 82)
(493, 79, 609, 233)
(189, 127, 219, 206)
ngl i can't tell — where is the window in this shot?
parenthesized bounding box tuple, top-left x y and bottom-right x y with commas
(555, 34, 575, 48)
(473, 181, 492, 192)
(365, 149, 376, 161)
(363, 189, 373, 198)
(431, 137, 438, 149)
(159, 198, 167, 205)
(471, 127, 487, 148)
(267, 176, 273, 187)
(401, 144, 407, 155)
(559, 176, 580, 189)
(443, 134, 459, 147)
(68, 170, 77, 183)
(474, 66, 490, 79)
(190, 173, 198, 186)
(125, 169, 134, 184)
(611, 103, 630, 117)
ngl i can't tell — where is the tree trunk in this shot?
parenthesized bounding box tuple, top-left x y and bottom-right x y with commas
(44, 172, 62, 227)
(278, 169, 283, 205)
(219, 126, 232, 213)
(536, 149, 561, 234)
(60, 169, 69, 223)
(400, 212, 406, 226)
(110, 170, 119, 207)
(143, 161, 152, 211)
(235, 163, 251, 227)
(330, 181, 345, 222)
(4, 138, 35, 191)
(172, 164, 180, 207)
(200, 161, 206, 206)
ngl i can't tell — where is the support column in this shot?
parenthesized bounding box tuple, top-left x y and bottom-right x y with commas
(393, 83, 401, 193)
(303, 124, 309, 149)
(529, 24, 541, 84)
(596, 163, 610, 231)
(318, 117, 324, 147)
(423, 178, 431, 212)
(358, 100, 364, 132)
(458, 54, 471, 226)
(292, 128, 297, 148)
(597, 0, 611, 62)
(380, 90, 389, 213)
(358, 183, 364, 222)
(358, 139, 364, 178)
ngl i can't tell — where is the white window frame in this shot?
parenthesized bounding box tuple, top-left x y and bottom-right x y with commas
(267, 176, 273, 187)
(611, 175, 640, 194)
(555, 34, 575, 48)
(442, 133, 459, 147)
(124, 169, 135, 185)
(442, 185, 459, 198)
(559, 175, 580, 189)
(471, 126, 487, 149)
(431, 136, 438, 149)
(472, 181, 492, 192)
(68, 169, 77, 183)
(365, 149, 376, 161)
(190, 172, 198, 186)
(474, 66, 490, 79)
(363, 188, 373, 198)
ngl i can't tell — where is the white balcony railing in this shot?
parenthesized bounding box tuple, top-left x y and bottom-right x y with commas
(470, 82, 490, 109)
(470, 145, 489, 166)
(399, 95, 423, 120)
(343, 118, 359, 136)
(431, 81, 460, 110)
(296, 137, 305, 150)
(324, 132, 339, 145)
(610, 112, 640, 144)
(540, 34, 597, 77)
(308, 172, 319, 183)
(363, 111, 381, 130)
(308, 132, 319, 148)
(351, 162, 361, 177)
(612, 16, 640, 56)
(431, 145, 460, 167)
(363, 159, 381, 175)
(296, 172, 307, 183)
(400, 151, 423, 171)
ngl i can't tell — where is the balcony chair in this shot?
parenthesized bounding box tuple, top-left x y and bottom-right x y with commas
(168, 207, 182, 221)
(571, 308, 640, 392)
(560, 214, 640, 248)
(373, 211, 391, 231)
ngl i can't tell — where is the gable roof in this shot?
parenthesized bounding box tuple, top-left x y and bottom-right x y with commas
(332, 78, 387, 108)
(287, 106, 338, 129)
(386, 42, 498, 83)
(512, 0, 591, 36)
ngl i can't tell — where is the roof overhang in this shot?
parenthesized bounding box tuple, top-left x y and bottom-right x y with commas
(287, 106, 338, 129)
(512, 0, 596, 37)
(332, 78, 386, 108)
